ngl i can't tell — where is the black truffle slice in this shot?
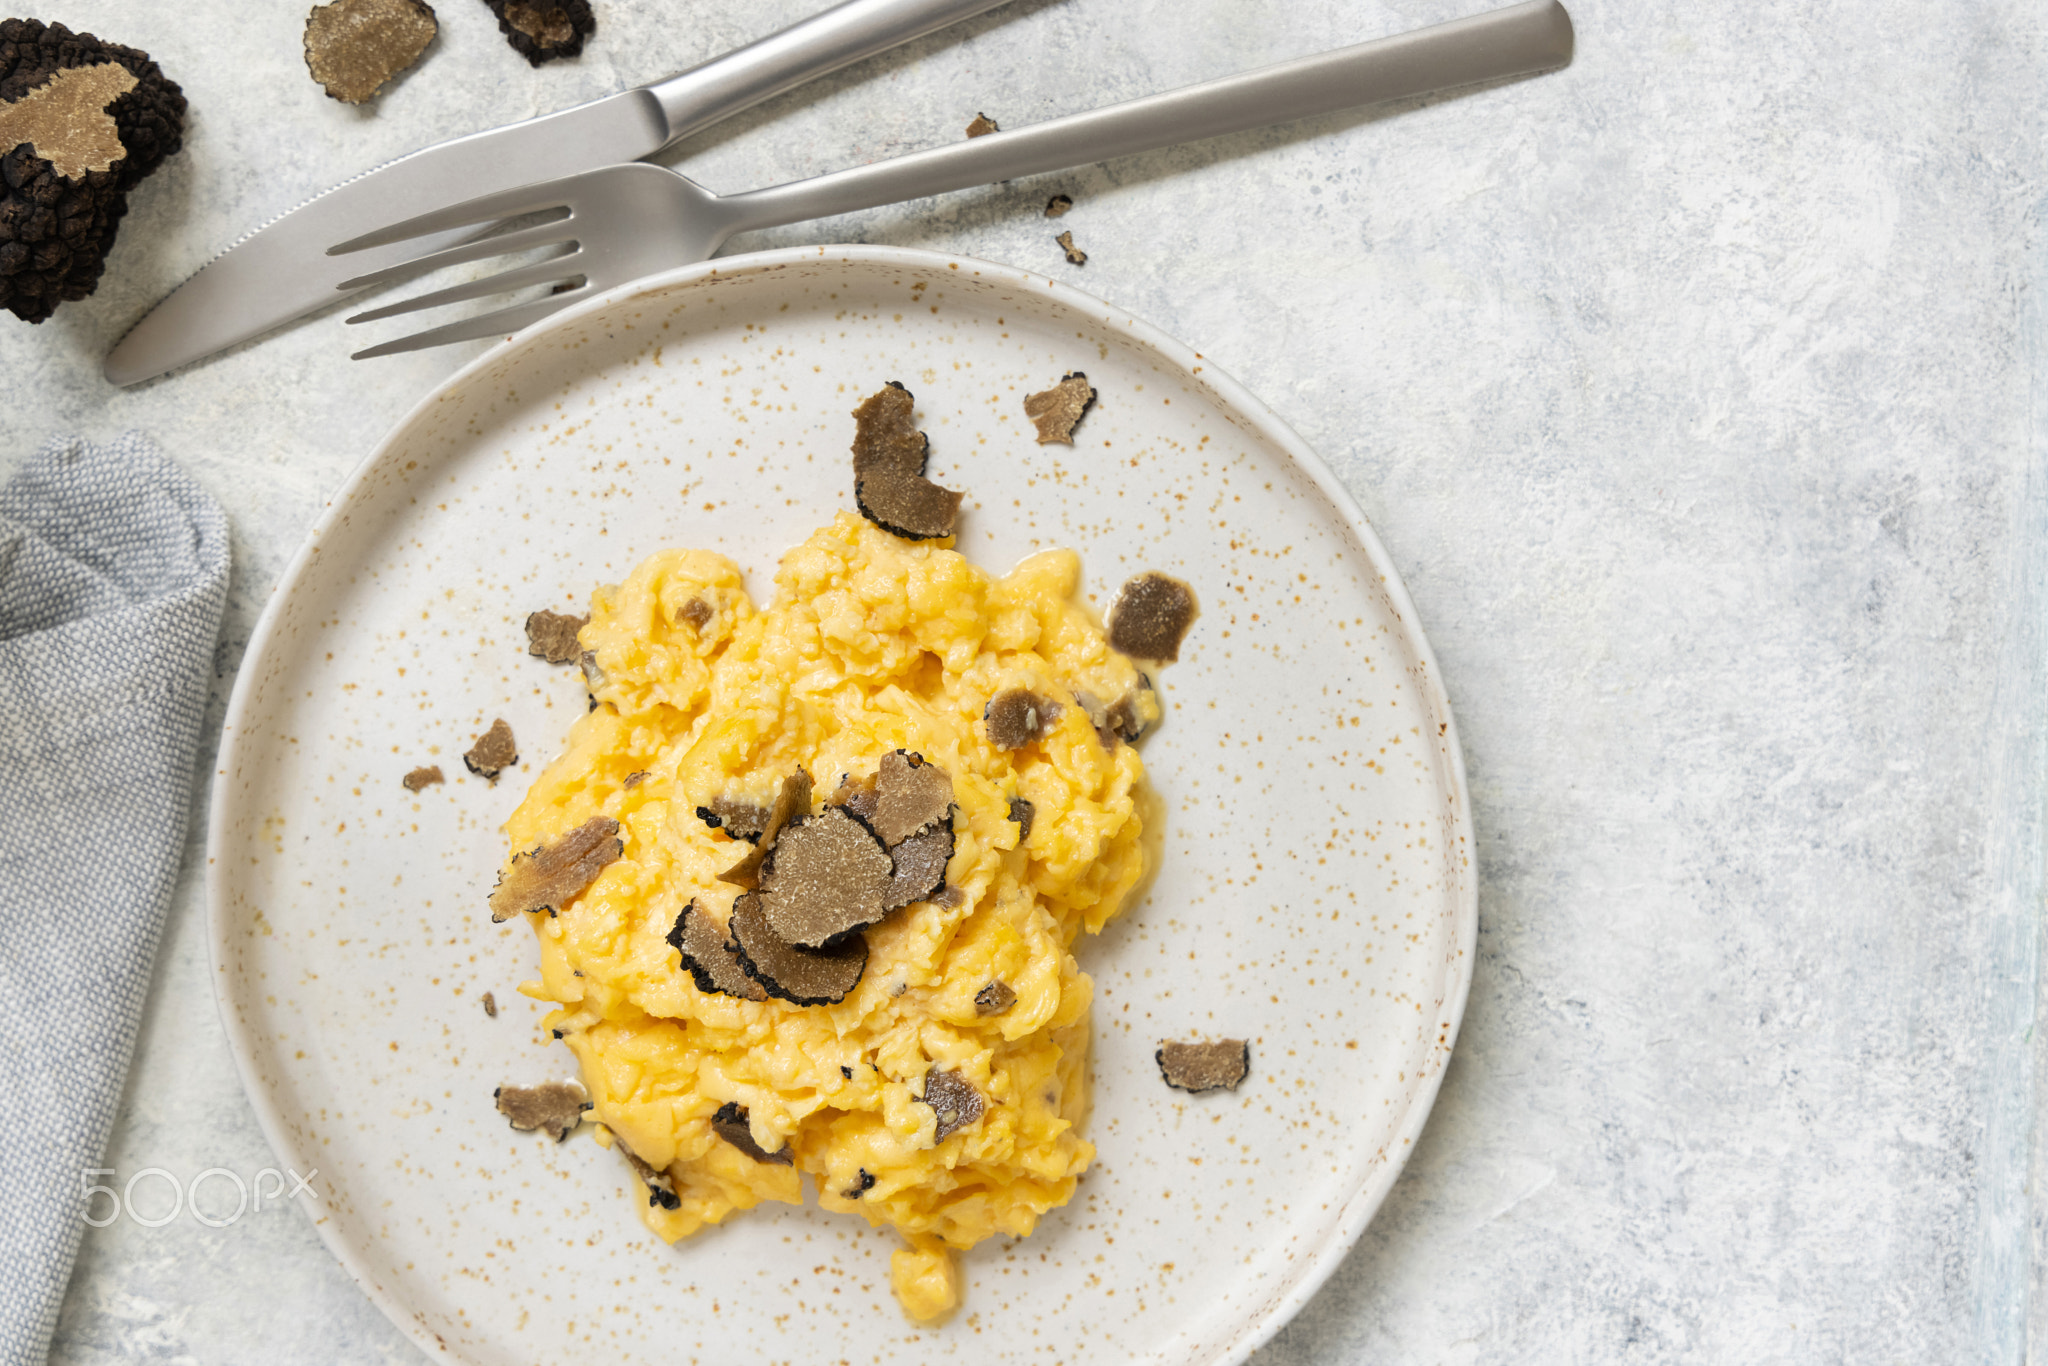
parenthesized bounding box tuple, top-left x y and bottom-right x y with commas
(1023, 372, 1096, 445)
(666, 899, 767, 1002)
(883, 823, 953, 912)
(965, 112, 999, 138)
(623, 770, 649, 789)
(481, 990, 497, 1017)
(832, 772, 880, 825)
(482, 0, 594, 66)
(1045, 193, 1073, 218)
(618, 1142, 680, 1209)
(677, 596, 713, 631)
(303, 0, 438, 105)
(871, 750, 954, 847)
(524, 608, 586, 662)
(1156, 1039, 1250, 1093)
(856, 465, 962, 542)
(850, 382, 927, 478)
(1105, 676, 1158, 742)
(711, 1101, 793, 1166)
(1055, 230, 1087, 266)
(0, 20, 187, 325)
(1109, 572, 1198, 663)
(920, 1068, 985, 1142)
(487, 816, 622, 922)
(718, 768, 812, 890)
(464, 717, 518, 782)
(974, 981, 1017, 1017)
(1007, 795, 1035, 841)
(401, 764, 443, 792)
(728, 892, 868, 1006)
(698, 795, 770, 843)
(495, 1080, 589, 1141)
(984, 688, 1062, 750)
(760, 807, 895, 947)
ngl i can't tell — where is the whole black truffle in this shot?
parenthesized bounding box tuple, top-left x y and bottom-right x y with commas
(0, 19, 184, 324)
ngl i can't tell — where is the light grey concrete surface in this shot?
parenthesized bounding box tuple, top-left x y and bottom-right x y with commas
(2, 0, 2042, 1361)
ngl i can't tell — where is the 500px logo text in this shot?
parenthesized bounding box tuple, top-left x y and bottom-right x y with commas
(81, 1167, 319, 1228)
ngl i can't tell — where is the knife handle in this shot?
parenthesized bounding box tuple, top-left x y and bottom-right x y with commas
(648, 0, 1016, 145)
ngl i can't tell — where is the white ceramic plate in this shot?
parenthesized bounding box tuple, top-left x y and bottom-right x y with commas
(208, 246, 1474, 1365)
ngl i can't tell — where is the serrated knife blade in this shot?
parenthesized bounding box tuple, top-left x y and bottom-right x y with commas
(104, 0, 1013, 387)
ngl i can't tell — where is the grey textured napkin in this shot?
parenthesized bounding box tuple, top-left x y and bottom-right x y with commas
(0, 433, 229, 1366)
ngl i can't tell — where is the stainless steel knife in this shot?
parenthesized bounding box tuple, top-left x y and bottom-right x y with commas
(103, 0, 1013, 387)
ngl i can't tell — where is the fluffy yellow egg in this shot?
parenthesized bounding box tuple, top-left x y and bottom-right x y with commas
(500, 512, 1156, 1320)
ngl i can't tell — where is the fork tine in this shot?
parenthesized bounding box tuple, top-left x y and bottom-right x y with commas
(344, 252, 586, 326)
(328, 181, 578, 255)
(348, 290, 591, 361)
(335, 221, 576, 293)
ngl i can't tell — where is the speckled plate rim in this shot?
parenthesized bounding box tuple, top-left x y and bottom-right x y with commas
(205, 242, 1477, 1365)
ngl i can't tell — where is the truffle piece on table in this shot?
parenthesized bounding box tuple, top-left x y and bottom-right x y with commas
(1044, 193, 1073, 218)
(1055, 230, 1087, 265)
(463, 717, 518, 781)
(984, 687, 1062, 750)
(401, 764, 443, 792)
(711, 1101, 793, 1166)
(1022, 372, 1096, 445)
(487, 815, 622, 922)
(482, 0, 594, 66)
(870, 750, 954, 847)
(1156, 1039, 1250, 1093)
(524, 608, 586, 663)
(666, 898, 767, 1002)
(760, 806, 895, 947)
(1108, 572, 1197, 663)
(480, 990, 497, 1017)
(920, 1068, 984, 1142)
(303, 0, 438, 104)
(717, 768, 811, 890)
(728, 891, 868, 1006)
(965, 112, 999, 138)
(495, 1079, 589, 1141)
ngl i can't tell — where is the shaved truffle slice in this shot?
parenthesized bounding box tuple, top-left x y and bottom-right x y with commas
(666, 899, 767, 1002)
(401, 764, 443, 792)
(677, 596, 713, 631)
(883, 823, 953, 911)
(711, 1101, 793, 1166)
(965, 112, 999, 138)
(1109, 572, 1197, 663)
(761, 807, 894, 947)
(850, 382, 928, 478)
(718, 769, 812, 890)
(698, 795, 770, 842)
(1105, 676, 1159, 742)
(920, 1068, 985, 1142)
(832, 772, 880, 826)
(974, 980, 1017, 1016)
(1045, 193, 1073, 218)
(303, 0, 438, 104)
(623, 770, 649, 789)
(464, 718, 518, 782)
(483, 0, 594, 66)
(871, 750, 954, 847)
(1023, 372, 1097, 444)
(495, 1080, 589, 1141)
(618, 1142, 681, 1210)
(1056, 230, 1087, 266)
(1157, 1039, 1250, 1093)
(1008, 795, 1035, 841)
(856, 465, 963, 542)
(985, 688, 1062, 750)
(487, 816, 622, 922)
(481, 990, 497, 1017)
(729, 892, 868, 1006)
(524, 608, 586, 662)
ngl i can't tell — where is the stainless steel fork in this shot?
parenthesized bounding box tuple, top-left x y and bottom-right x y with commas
(333, 0, 1573, 359)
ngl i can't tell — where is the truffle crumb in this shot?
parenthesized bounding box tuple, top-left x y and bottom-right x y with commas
(401, 764, 443, 792)
(761, 807, 895, 947)
(841, 1168, 877, 1199)
(1055, 230, 1087, 265)
(524, 608, 587, 663)
(618, 1142, 680, 1210)
(711, 1101, 793, 1165)
(718, 769, 811, 890)
(487, 816, 622, 922)
(1105, 676, 1159, 742)
(1007, 795, 1035, 841)
(965, 112, 999, 138)
(729, 891, 868, 1005)
(666, 899, 767, 1002)
(882, 823, 953, 911)
(856, 464, 963, 542)
(677, 596, 713, 631)
(974, 981, 1017, 1017)
(463, 718, 518, 782)
(871, 750, 954, 847)
(480, 990, 497, 1017)
(1022, 372, 1096, 444)
(921, 1068, 985, 1142)
(303, 0, 438, 104)
(1108, 572, 1198, 662)
(840, 1065, 855, 1080)
(1045, 193, 1073, 218)
(698, 795, 770, 842)
(495, 1080, 589, 1141)
(984, 688, 1062, 750)
(850, 382, 927, 477)
(483, 0, 594, 66)
(622, 770, 649, 789)
(1156, 1039, 1249, 1093)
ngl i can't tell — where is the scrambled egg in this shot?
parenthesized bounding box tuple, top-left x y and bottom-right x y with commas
(501, 511, 1155, 1319)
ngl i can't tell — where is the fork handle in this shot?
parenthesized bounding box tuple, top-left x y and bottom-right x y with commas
(648, 0, 1017, 144)
(718, 0, 1572, 236)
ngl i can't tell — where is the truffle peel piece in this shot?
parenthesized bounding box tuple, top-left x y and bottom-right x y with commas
(487, 816, 622, 922)
(1156, 1039, 1250, 1093)
(1007, 795, 1036, 841)
(495, 1080, 589, 1141)
(485, 0, 595, 66)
